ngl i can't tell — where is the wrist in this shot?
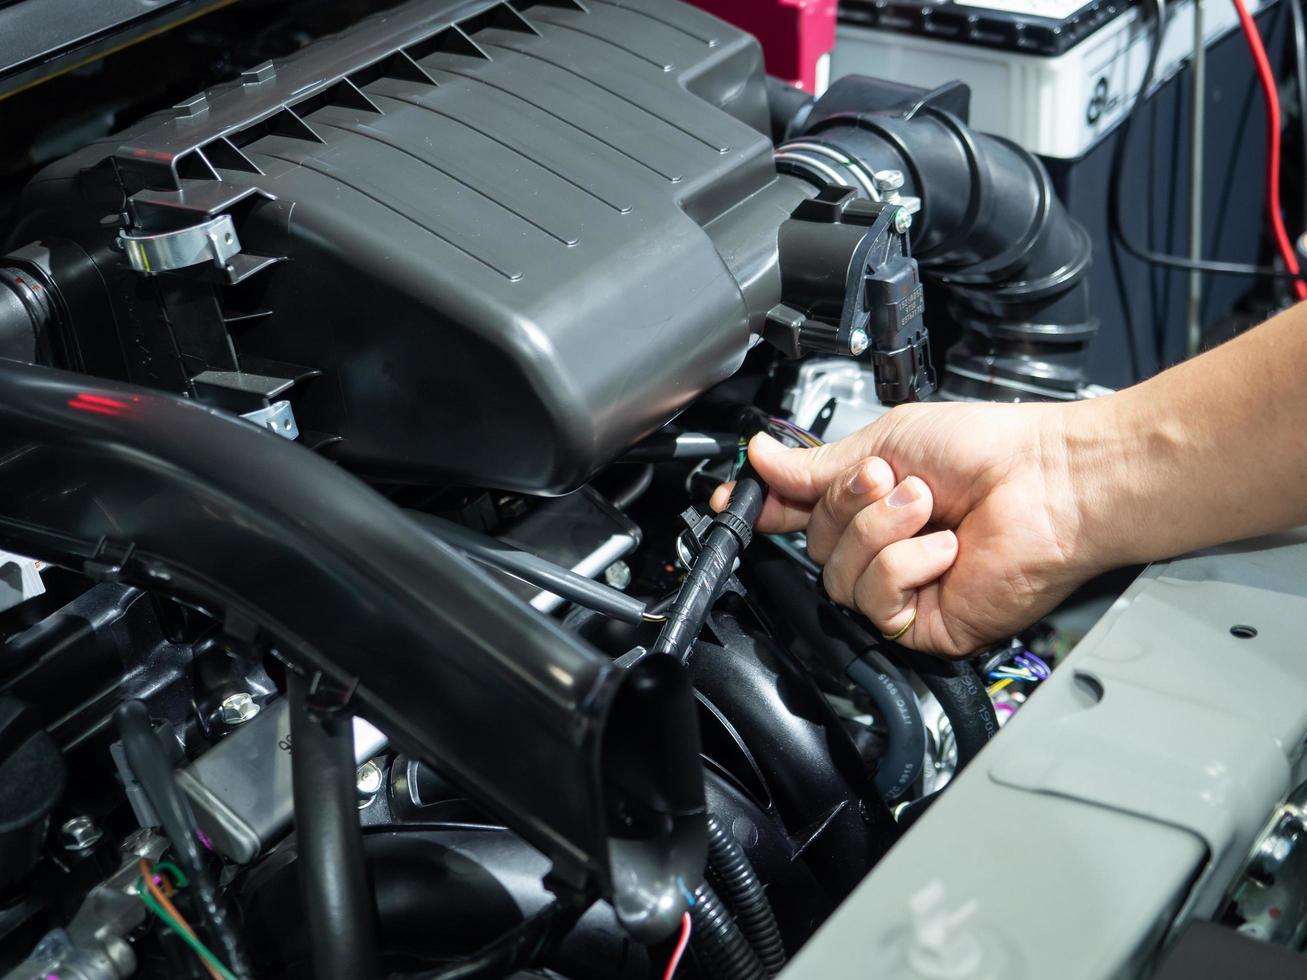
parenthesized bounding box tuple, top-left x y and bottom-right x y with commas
(1049, 393, 1150, 574)
(1054, 385, 1188, 572)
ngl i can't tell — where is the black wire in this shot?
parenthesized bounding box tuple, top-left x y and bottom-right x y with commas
(1109, 0, 1302, 282)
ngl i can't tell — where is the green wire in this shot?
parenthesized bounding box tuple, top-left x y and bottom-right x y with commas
(135, 878, 239, 980)
(152, 861, 189, 887)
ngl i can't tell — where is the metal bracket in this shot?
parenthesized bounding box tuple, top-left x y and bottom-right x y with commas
(119, 214, 240, 276)
(241, 400, 299, 441)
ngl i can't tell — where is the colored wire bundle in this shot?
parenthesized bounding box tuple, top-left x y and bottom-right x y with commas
(765, 416, 823, 448)
(663, 911, 693, 980)
(135, 859, 237, 980)
(986, 651, 1051, 698)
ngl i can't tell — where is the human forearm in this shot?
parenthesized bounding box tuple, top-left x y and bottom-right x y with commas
(1066, 304, 1307, 569)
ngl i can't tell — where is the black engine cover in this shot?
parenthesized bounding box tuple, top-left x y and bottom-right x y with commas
(12, 0, 805, 492)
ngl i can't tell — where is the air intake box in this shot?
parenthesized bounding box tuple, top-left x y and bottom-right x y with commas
(11, 0, 805, 492)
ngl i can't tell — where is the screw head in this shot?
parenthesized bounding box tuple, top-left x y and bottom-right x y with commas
(219, 692, 260, 726)
(849, 327, 871, 356)
(61, 816, 103, 851)
(356, 759, 384, 807)
(873, 169, 905, 194)
(894, 208, 913, 234)
(603, 561, 632, 591)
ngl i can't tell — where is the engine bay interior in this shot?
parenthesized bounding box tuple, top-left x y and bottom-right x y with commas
(2, 1, 1307, 978)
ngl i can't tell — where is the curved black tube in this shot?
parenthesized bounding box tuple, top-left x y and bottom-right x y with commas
(888, 646, 998, 769)
(705, 815, 786, 976)
(689, 614, 898, 901)
(609, 463, 655, 510)
(622, 433, 739, 464)
(748, 549, 926, 802)
(288, 671, 382, 980)
(0, 361, 705, 944)
(653, 463, 767, 661)
(115, 700, 252, 977)
(783, 76, 1096, 400)
(691, 882, 766, 980)
(817, 598, 999, 773)
(846, 653, 927, 801)
(406, 512, 648, 625)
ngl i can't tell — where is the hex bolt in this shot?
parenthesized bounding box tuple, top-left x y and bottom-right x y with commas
(219, 692, 260, 726)
(603, 560, 633, 591)
(61, 815, 103, 851)
(356, 759, 384, 807)
(873, 169, 905, 197)
(849, 327, 871, 357)
(894, 208, 914, 235)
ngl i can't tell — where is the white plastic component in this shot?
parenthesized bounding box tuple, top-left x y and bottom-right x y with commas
(0, 549, 45, 613)
(832, 0, 1274, 159)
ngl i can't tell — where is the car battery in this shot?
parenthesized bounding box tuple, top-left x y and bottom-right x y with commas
(832, 0, 1289, 387)
(691, 0, 838, 93)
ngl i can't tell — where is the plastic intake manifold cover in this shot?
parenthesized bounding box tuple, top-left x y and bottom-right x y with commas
(12, 0, 807, 492)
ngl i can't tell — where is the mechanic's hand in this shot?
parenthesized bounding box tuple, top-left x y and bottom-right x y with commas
(712, 402, 1098, 657)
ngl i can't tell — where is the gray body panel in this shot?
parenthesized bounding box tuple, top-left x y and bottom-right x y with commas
(786, 531, 1307, 979)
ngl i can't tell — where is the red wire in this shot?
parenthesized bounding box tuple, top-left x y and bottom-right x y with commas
(1231, 0, 1307, 301)
(662, 911, 692, 980)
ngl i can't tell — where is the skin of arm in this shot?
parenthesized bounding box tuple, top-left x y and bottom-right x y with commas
(711, 301, 1307, 657)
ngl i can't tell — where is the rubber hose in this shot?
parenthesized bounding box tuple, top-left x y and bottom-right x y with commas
(690, 882, 767, 980)
(846, 652, 927, 801)
(704, 815, 786, 976)
(622, 434, 739, 464)
(287, 671, 382, 980)
(746, 551, 926, 802)
(821, 604, 998, 771)
(891, 647, 998, 769)
(408, 511, 648, 625)
(114, 700, 252, 977)
(652, 463, 767, 661)
(609, 463, 655, 510)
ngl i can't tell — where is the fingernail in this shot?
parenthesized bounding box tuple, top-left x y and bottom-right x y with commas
(929, 530, 957, 551)
(849, 461, 876, 495)
(750, 432, 783, 455)
(886, 478, 922, 508)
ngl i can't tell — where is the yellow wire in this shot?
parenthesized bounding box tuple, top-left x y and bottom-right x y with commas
(987, 678, 1014, 698)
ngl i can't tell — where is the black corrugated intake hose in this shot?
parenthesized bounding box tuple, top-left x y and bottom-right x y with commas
(704, 815, 786, 976)
(690, 882, 767, 980)
(287, 671, 382, 980)
(115, 700, 253, 978)
(775, 76, 1097, 401)
(651, 463, 767, 662)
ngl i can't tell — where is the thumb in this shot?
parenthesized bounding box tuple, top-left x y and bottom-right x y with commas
(747, 429, 887, 503)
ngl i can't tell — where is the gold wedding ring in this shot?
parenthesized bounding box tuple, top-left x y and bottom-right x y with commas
(882, 610, 916, 642)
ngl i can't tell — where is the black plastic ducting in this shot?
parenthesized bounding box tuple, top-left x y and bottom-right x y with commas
(778, 76, 1097, 400)
(0, 360, 706, 944)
